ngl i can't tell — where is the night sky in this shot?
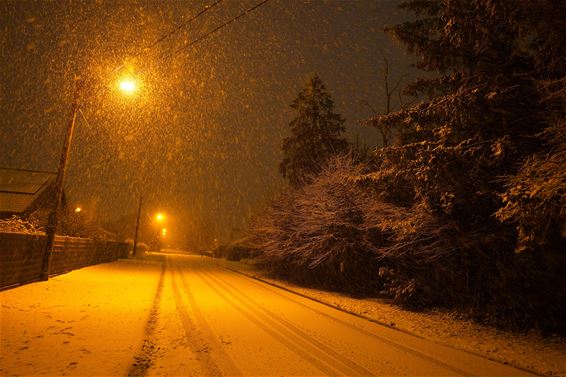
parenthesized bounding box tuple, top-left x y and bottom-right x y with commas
(0, 0, 415, 247)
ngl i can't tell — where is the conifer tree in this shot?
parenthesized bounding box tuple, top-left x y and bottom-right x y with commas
(367, 0, 565, 222)
(363, 0, 565, 329)
(280, 75, 349, 187)
(375, 0, 565, 146)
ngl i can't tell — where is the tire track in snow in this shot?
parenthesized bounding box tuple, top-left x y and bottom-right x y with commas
(169, 258, 225, 376)
(127, 259, 166, 377)
(175, 261, 242, 376)
(197, 265, 376, 376)
(213, 260, 476, 377)
(192, 265, 349, 376)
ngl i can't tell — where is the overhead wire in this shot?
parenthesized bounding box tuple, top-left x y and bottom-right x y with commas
(93, 0, 273, 105)
(112, 0, 224, 73)
(141, 0, 224, 53)
(171, 0, 273, 56)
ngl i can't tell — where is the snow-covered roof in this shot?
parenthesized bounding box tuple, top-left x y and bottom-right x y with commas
(0, 167, 56, 215)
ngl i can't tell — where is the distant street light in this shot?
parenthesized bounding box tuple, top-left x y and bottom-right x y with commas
(74, 207, 82, 213)
(152, 212, 166, 252)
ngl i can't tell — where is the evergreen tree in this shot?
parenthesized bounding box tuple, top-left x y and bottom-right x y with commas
(367, 0, 565, 223)
(362, 0, 565, 330)
(375, 0, 564, 146)
(280, 75, 349, 187)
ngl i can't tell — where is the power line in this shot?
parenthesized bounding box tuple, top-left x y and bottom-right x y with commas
(172, 0, 273, 56)
(141, 0, 224, 55)
(112, 0, 224, 72)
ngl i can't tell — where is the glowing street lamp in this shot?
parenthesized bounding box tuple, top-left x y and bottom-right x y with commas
(155, 212, 165, 223)
(152, 213, 167, 252)
(74, 207, 82, 214)
(118, 77, 138, 95)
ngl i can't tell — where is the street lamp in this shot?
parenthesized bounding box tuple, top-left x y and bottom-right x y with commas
(152, 212, 166, 252)
(41, 75, 141, 280)
(118, 77, 138, 95)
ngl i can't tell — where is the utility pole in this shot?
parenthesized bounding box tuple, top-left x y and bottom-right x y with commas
(132, 196, 143, 257)
(41, 80, 83, 280)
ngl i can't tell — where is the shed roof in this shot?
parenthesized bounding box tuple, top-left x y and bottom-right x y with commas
(0, 168, 56, 214)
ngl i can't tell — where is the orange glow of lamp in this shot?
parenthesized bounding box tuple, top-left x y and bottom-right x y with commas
(118, 77, 138, 95)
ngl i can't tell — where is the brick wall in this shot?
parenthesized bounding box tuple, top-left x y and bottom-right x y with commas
(0, 233, 45, 289)
(0, 233, 129, 289)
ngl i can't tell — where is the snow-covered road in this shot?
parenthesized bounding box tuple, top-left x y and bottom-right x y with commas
(1, 252, 535, 376)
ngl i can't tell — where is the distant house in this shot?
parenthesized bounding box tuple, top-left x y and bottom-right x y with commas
(0, 167, 65, 218)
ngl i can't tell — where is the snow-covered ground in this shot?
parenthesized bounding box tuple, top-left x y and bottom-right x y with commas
(0, 258, 162, 376)
(1, 253, 562, 376)
(214, 258, 566, 377)
(0, 261, 159, 376)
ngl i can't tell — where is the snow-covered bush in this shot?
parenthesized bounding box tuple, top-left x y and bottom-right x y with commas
(135, 242, 149, 255)
(492, 83, 566, 332)
(212, 245, 227, 258)
(253, 155, 382, 293)
(124, 238, 134, 255)
(253, 154, 476, 302)
(354, 136, 564, 329)
(496, 80, 566, 255)
(496, 145, 565, 254)
(225, 238, 260, 261)
(0, 215, 44, 234)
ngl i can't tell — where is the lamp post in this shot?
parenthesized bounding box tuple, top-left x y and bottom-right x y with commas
(40, 75, 140, 280)
(41, 80, 84, 280)
(132, 196, 143, 257)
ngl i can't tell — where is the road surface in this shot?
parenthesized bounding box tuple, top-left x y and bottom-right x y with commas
(1, 252, 534, 376)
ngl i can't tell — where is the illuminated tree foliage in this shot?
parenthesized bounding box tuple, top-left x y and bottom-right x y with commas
(280, 75, 349, 187)
(381, 0, 563, 142)
(372, 0, 566, 249)
(362, 0, 566, 330)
